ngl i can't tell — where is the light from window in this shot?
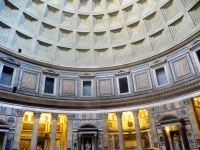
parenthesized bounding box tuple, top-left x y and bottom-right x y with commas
(44, 77, 54, 94)
(119, 77, 129, 94)
(0, 66, 14, 86)
(155, 67, 168, 86)
(83, 81, 91, 96)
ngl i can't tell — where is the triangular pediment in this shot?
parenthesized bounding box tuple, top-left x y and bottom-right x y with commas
(189, 38, 200, 50)
(150, 58, 167, 68)
(115, 69, 130, 76)
(79, 72, 95, 78)
(0, 57, 20, 67)
(43, 69, 59, 76)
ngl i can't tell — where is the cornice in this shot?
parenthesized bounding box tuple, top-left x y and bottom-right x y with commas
(0, 76, 200, 109)
(0, 29, 199, 72)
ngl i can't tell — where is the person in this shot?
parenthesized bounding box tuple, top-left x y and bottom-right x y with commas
(85, 141, 91, 150)
(173, 134, 181, 150)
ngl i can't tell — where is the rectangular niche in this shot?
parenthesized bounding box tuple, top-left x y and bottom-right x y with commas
(127, 21, 144, 39)
(56, 46, 74, 64)
(108, 11, 121, 27)
(44, 77, 55, 94)
(155, 67, 168, 86)
(77, 32, 90, 44)
(97, 76, 114, 97)
(168, 53, 195, 82)
(38, 23, 56, 41)
(113, 45, 132, 63)
(35, 40, 52, 61)
(94, 48, 110, 64)
(78, 0, 89, 12)
(77, 14, 90, 29)
(0, 0, 19, 22)
(94, 32, 107, 45)
(81, 80, 93, 97)
(123, 5, 138, 22)
(75, 49, 92, 64)
(116, 76, 131, 95)
(12, 31, 32, 53)
(18, 12, 37, 34)
(25, 0, 44, 17)
(0, 21, 11, 42)
(44, 5, 59, 22)
(58, 29, 73, 44)
(92, 0, 104, 12)
(189, 2, 200, 26)
(60, 74, 78, 97)
(61, 11, 74, 27)
(18, 64, 41, 93)
(131, 67, 152, 92)
(93, 15, 105, 29)
(0, 66, 14, 87)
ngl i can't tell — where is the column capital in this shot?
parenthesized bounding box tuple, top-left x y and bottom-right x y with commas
(16, 109, 26, 117)
(101, 113, 108, 119)
(51, 113, 59, 120)
(184, 98, 193, 105)
(33, 111, 41, 119)
(67, 114, 74, 120)
(146, 107, 154, 114)
(115, 112, 122, 119)
(132, 110, 139, 116)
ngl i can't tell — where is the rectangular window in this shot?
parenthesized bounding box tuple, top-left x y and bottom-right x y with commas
(83, 81, 91, 96)
(196, 50, 200, 62)
(44, 77, 54, 94)
(0, 66, 14, 86)
(155, 67, 168, 86)
(119, 77, 129, 94)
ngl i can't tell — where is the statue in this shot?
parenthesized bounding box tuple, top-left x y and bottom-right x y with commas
(173, 134, 181, 150)
(85, 141, 91, 150)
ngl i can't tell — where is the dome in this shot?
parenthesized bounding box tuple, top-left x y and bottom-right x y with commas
(0, 0, 199, 69)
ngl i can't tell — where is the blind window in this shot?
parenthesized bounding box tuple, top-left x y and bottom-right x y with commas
(0, 66, 14, 86)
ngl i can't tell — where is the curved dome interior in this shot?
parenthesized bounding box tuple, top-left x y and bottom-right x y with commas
(0, 0, 199, 68)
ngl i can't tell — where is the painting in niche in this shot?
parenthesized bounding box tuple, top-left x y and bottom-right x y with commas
(48, 123, 62, 132)
(19, 139, 31, 150)
(38, 123, 47, 132)
(22, 122, 33, 131)
(170, 130, 182, 150)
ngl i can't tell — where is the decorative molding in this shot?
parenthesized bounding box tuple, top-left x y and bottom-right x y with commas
(183, 98, 193, 105)
(146, 107, 154, 114)
(67, 114, 74, 120)
(189, 38, 200, 51)
(132, 110, 139, 116)
(79, 72, 95, 78)
(43, 69, 59, 76)
(0, 57, 20, 67)
(33, 111, 41, 119)
(51, 113, 59, 120)
(150, 58, 167, 68)
(16, 109, 26, 117)
(115, 69, 130, 76)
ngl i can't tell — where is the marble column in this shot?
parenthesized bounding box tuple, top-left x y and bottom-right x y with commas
(179, 124, 189, 150)
(30, 111, 41, 150)
(101, 113, 108, 150)
(12, 109, 25, 150)
(78, 134, 81, 150)
(94, 133, 97, 150)
(132, 110, 143, 150)
(50, 113, 59, 150)
(2, 132, 8, 150)
(146, 107, 159, 150)
(115, 112, 125, 150)
(66, 113, 74, 150)
(184, 98, 200, 147)
(161, 127, 170, 150)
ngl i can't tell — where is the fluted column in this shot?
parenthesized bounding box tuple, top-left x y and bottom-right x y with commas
(132, 110, 143, 150)
(50, 113, 59, 150)
(12, 109, 25, 150)
(101, 113, 108, 150)
(66, 114, 74, 150)
(115, 112, 125, 150)
(161, 127, 170, 150)
(30, 111, 41, 150)
(184, 98, 200, 147)
(146, 107, 159, 150)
